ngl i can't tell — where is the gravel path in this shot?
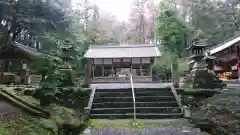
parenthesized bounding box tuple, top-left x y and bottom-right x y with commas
(90, 127, 201, 135)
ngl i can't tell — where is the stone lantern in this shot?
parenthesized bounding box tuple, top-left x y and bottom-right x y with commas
(186, 31, 225, 89)
(60, 44, 74, 71)
(59, 41, 75, 86)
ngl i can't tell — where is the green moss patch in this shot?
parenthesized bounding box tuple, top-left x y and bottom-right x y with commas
(0, 117, 53, 135)
(90, 119, 190, 129)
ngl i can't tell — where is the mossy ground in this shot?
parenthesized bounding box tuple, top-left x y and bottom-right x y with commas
(0, 86, 87, 135)
(89, 119, 212, 135)
(0, 117, 53, 135)
(90, 119, 191, 129)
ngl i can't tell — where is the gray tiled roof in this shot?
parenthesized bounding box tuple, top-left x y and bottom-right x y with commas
(13, 42, 44, 57)
(84, 44, 161, 58)
(207, 36, 240, 55)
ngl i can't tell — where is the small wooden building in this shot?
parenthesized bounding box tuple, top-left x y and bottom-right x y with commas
(0, 42, 44, 84)
(84, 44, 161, 85)
(207, 36, 240, 80)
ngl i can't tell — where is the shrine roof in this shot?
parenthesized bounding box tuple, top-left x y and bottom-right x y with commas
(208, 36, 240, 55)
(13, 42, 44, 57)
(188, 60, 195, 65)
(203, 55, 217, 60)
(186, 39, 208, 50)
(84, 44, 161, 58)
(0, 42, 45, 59)
(186, 44, 207, 50)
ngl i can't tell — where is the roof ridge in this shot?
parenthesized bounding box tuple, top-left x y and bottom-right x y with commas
(90, 44, 156, 48)
(208, 36, 240, 55)
(209, 36, 240, 50)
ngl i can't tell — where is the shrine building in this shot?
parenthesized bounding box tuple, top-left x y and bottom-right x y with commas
(207, 36, 240, 80)
(84, 44, 161, 85)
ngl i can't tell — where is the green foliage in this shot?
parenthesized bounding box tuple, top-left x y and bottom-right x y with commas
(156, 10, 190, 55)
(207, 90, 240, 117)
(40, 119, 58, 133)
(178, 59, 189, 77)
(191, 90, 240, 134)
(50, 106, 80, 126)
(129, 119, 145, 128)
(32, 55, 65, 106)
(33, 86, 89, 111)
(0, 106, 89, 135)
(181, 95, 197, 108)
(153, 48, 175, 76)
(0, 0, 71, 46)
(47, 105, 89, 135)
(54, 88, 89, 111)
(30, 55, 63, 78)
(153, 48, 188, 78)
(180, 89, 221, 108)
(0, 118, 53, 135)
(189, 0, 240, 46)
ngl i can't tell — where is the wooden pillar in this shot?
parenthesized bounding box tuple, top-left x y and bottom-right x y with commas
(140, 58, 142, 76)
(101, 58, 104, 77)
(84, 59, 92, 86)
(149, 64, 152, 76)
(25, 62, 30, 85)
(130, 58, 132, 75)
(92, 65, 95, 78)
(236, 46, 239, 78)
(111, 59, 114, 77)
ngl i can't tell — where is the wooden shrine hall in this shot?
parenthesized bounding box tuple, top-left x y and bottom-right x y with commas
(84, 44, 161, 85)
(207, 36, 240, 80)
(0, 42, 44, 85)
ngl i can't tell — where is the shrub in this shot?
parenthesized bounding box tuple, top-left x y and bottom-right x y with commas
(45, 105, 89, 134)
(55, 87, 89, 111)
(191, 90, 240, 134)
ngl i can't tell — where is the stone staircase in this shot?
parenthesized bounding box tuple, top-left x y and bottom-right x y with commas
(90, 87, 183, 119)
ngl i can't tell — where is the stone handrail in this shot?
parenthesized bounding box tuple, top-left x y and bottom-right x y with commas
(82, 86, 96, 121)
(0, 89, 50, 118)
(169, 85, 183, 113)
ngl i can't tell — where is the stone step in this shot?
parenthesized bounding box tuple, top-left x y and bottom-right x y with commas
(90, 113, 183, 119)
(90, 87, 182, 119)
(96, 88, 171, 93)
(93, 96, 176, 103)
(135, 91, 174, 96)
(92, 101, 179, 108)
(135, 102, 179, 107)
(91, 107, 181, 114)
(136, 96, 176, 102)
(95, 91, 174, 97)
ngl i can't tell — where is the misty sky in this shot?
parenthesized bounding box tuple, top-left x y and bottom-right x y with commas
(72, 0, 133, 21)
